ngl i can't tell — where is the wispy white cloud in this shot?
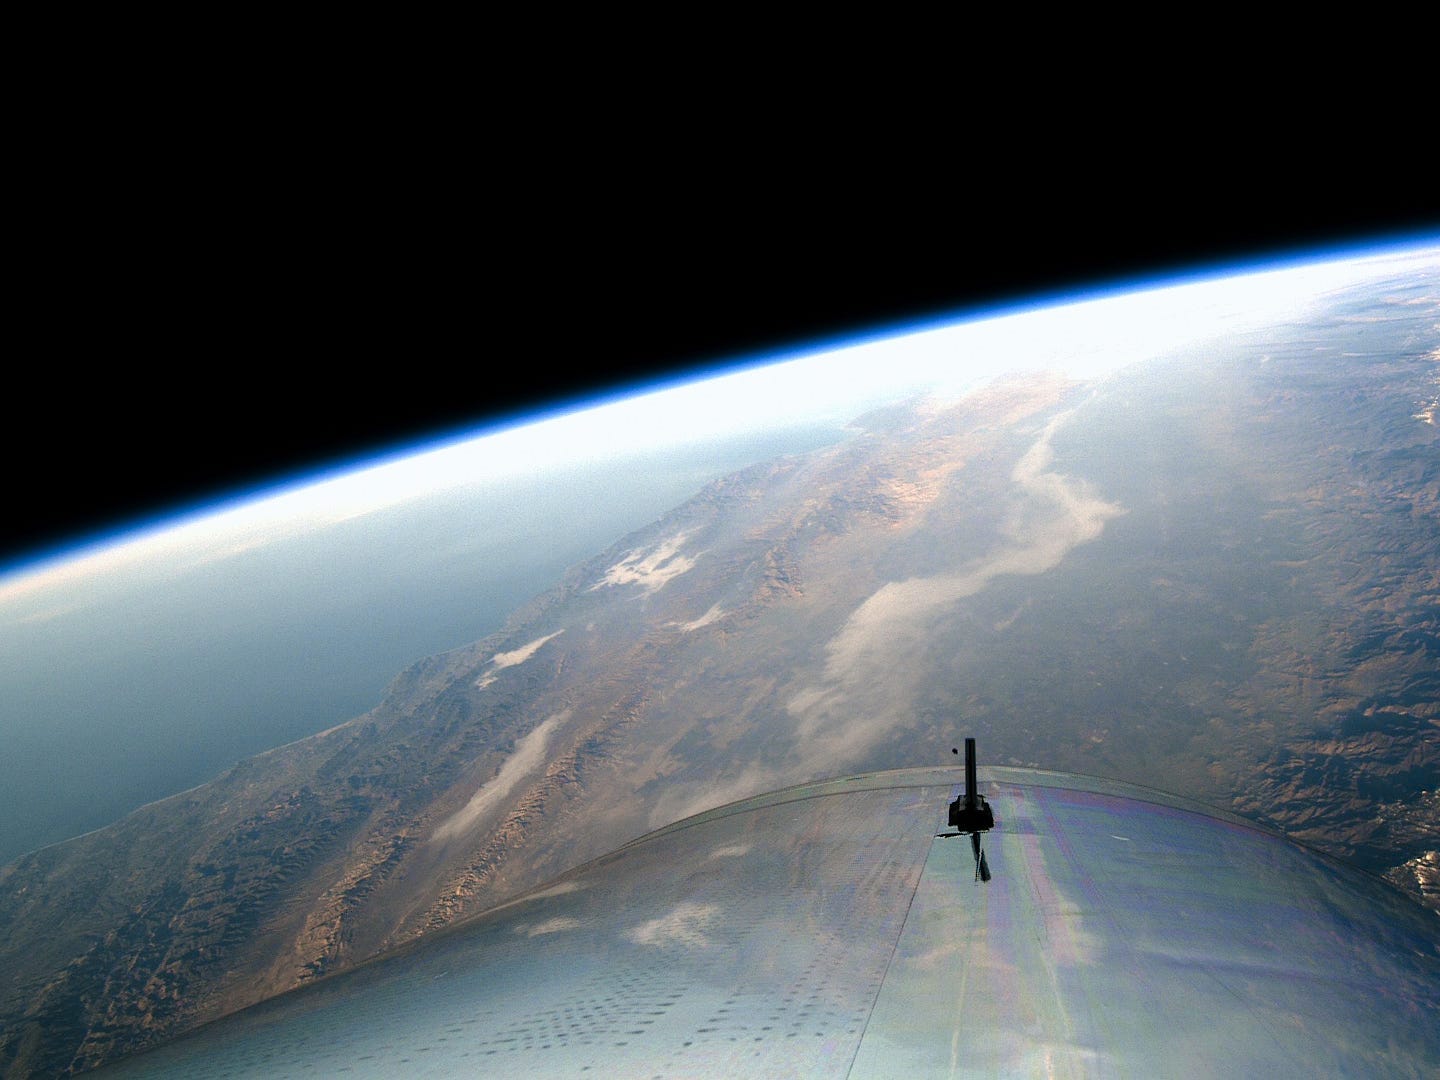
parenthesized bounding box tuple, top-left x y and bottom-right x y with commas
(647, 762, 782, 830)
(591, 533, 697, 594)
(788, 410, 1123, 771)
(672, 603, 725, 632)
(475, 630, 563, 689)
(430, 711, 568, 843)
(626, 902, 718, 948)
(707, 843, 752, 860)
(515, 916, 582, 937)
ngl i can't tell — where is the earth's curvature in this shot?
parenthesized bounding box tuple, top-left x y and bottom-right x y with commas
(1, 245, 1437, 1077)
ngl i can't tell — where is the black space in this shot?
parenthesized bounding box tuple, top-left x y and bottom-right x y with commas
(8, 159, 1437, 571)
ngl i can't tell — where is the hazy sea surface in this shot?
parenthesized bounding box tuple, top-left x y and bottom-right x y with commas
(0, 424, 845, 863)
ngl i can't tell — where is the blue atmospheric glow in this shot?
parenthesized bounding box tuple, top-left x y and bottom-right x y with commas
(462, 229, 1440, 473)
(7, 230, 1438, 591)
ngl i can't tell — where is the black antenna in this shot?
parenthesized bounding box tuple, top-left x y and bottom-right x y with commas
(939, 737, 996, 883)
(965, 737, 979, 814)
